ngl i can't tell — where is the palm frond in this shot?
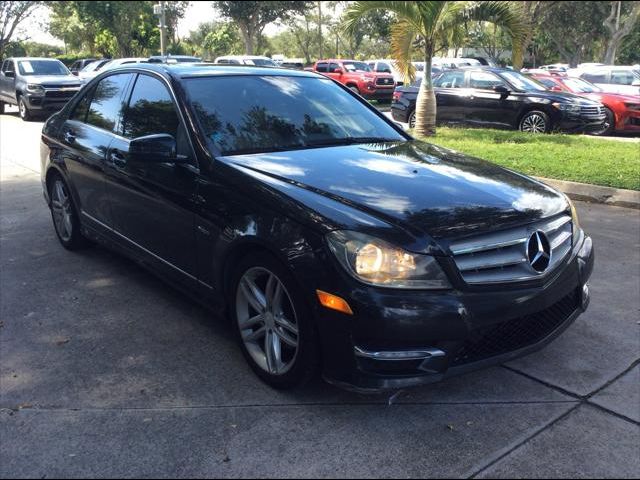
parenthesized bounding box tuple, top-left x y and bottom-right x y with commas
(342, 1, 422, 36)
(462, 1, 528, 47)
(390, 19, 419, 84)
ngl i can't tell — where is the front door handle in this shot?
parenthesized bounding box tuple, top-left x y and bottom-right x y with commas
(108, 150, 127, 168)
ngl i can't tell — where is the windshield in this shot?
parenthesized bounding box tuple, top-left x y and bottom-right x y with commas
(185, 75, 404, 155)
(81, 60, 109, 73)
(562, 77, 602, 93)
(343, 61, 372, 72)
(246, 58, 277, 67)
(500, 71, 547, 92)
(17, 60, 69, 76)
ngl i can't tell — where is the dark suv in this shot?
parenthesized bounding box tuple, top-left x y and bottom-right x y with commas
(392, 67, 607, 133)
(0, 57, 82, 121)
(40, 64, 593, 392)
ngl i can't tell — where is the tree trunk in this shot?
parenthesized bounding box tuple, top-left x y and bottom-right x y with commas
(238, 21, 255, 55)
(603, 1, 640, 64)
(414, 45, 436, 137)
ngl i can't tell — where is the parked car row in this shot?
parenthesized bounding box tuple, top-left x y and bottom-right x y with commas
(391, 66, 639, 136)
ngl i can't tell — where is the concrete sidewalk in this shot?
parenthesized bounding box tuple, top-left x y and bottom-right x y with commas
(1, 113, 638, 478)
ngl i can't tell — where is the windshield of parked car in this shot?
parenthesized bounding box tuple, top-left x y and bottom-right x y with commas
(343, 61, 372, 72)
(81, 60, 109, 73)
(245, 58, 277, 67)
(562, 77, 602, 93)
(499, 71, 547, 92)
(17, 60, 69, 76)
(185, 75, 405, 155)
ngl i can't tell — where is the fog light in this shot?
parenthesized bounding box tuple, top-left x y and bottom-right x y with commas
(316, 290, 353, 315)
(581, 283, 590, 310)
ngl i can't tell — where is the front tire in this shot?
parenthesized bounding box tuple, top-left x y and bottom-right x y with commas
(18, 96, 32, 121)
(592, 107, 615, 136)
(230, 252, 319, 389)
(48, 175, 90, 250)
(348, 85, 360, 95)
(519, 110, 550, 133)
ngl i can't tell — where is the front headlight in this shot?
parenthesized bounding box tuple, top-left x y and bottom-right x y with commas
(26, 84, 45, 95)
(552, 102, 581, 114)
(326, 230, 451, 289)
(565, 196, 582, 245)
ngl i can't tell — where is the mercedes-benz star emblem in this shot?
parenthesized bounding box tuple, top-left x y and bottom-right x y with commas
(526, 230, 551, 273)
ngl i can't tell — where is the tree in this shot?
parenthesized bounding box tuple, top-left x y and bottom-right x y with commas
(541, 1, 609, 67)
(344, 1, 527, 137)
(202, 22, 243, 59)
(468, 23, 512, 65)
(213, 1, 310, 55)
(0, 1, 42, 59)
(603, 1, 640, 64)
(48, 1, 99, 55)
(511, 1, 557, 70)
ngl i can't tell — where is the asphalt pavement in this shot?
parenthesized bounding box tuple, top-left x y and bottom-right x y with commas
(1, 110, 638, 478)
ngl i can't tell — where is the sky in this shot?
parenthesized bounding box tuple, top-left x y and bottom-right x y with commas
(22, 1, 285, 47)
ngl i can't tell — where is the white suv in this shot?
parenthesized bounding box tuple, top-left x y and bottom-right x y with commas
(569, 66, 640, 96)
(213, 56, 278, 67)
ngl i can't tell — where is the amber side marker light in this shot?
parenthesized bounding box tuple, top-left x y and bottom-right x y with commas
(316, 290, 353, 315)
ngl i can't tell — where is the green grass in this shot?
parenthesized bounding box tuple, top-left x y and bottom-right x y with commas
(418, 127, 640, 191)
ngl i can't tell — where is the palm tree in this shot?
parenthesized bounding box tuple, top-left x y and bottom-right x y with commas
(343, 1, 527, 137)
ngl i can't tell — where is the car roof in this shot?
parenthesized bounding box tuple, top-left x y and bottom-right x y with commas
(6, 57, 64, 61)
(107, 62, 321, 80)
(215, 55, 271, 60)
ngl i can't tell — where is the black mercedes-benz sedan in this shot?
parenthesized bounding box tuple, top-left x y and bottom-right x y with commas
(392, 67, 607, 133)
(40, 64, 594, 392)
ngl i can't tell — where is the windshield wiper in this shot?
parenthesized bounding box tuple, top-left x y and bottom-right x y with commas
(304, 137, 402, 147)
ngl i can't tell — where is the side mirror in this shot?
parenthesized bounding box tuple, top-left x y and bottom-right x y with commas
(129, 134, 185, 163)
(493, 85, 510, 96)
(4, 71, 15, 78)
(550, 85, 563, 92)
(332, 68, 343, 74)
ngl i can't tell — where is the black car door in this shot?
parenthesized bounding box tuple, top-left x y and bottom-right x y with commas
(432, 70, 468, 123)
(465, 70, 519, 128)
(103, 73, 199, 288)
(59, 72, 134, 231)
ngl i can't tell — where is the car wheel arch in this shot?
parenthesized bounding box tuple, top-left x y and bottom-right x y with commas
(517, 107, 553, 130)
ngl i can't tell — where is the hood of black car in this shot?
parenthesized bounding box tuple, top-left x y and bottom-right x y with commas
(219, 140, 568, 240)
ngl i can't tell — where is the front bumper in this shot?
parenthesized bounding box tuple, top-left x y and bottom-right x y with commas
(556, 112, 607, 133)
(314, 233, 594, 393)
(24, 92, 78, 112)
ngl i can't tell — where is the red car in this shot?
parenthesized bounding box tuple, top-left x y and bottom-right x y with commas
(311, 59, 395, 100)
(531, 73, 640, 135)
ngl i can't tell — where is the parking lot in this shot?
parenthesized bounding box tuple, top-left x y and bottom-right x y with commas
(0, 109, 638, 478)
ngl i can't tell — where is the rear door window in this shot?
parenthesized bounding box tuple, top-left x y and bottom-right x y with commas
(582, 72, 608, 84)
(316, 62, 328, 73)
(85, 73, 133, 132)
(469, 71, 506, 90)
(611, 70, 635, 85)
(434, 71, 465, 88)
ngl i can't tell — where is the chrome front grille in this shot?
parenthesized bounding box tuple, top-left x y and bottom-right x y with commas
(449, 215, 573, 284)
(580, 105, 606, 117)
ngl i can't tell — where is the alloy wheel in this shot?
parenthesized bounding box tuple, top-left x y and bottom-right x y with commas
(51, 179, 73, 242)
(236, 267, 299, 375)
(521, 113, 547, 133)
(19, 98, 27, 119)
(409, 111, 416, 129)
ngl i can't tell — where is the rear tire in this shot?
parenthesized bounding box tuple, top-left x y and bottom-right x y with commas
(229, 252, 319, 390)
(519, 110, 550, 133)
(408, 110, 416, 129)
(592, 107, 615, 136)
(348, 85, 360, 95)
(48, 174, 90, 250)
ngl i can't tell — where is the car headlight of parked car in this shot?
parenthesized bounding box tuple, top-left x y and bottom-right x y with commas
(327, 230, 451, 289)
(26, 84, 45, 95)
(552, 102, 581, 114)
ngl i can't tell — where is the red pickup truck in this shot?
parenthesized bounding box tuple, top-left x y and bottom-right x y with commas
(311, 59, 396, 100)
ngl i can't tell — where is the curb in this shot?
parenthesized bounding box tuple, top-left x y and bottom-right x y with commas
(535, 177, 640, 210)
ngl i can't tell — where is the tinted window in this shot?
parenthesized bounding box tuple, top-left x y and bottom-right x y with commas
(536, 78, 558, 89)
(316, 62, 328, 72)
(469, 71, 505, 89)
(582, 72, 607, 83)
(70, 88, 93, 122)
(377, 62, 392, 73)
(2, 60, 15, 73)
(186, 75, 404, 155)
(343, 61, 371, 72)
(122, 75, 179, 139)
(434, 71, 465, 88)
(611, 70, 635, 85)
(328, 62, 340, 72)
(86, 73, 132, 132)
